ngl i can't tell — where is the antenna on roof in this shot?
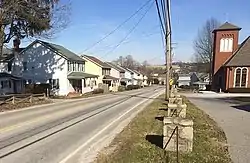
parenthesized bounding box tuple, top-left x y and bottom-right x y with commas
(224, 13, 229, 22)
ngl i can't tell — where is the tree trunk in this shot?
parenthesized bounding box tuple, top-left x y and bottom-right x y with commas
(0, 19, 5, 56)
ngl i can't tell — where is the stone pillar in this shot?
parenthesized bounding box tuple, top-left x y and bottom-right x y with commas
(167, 104, 187, 118)
(169, 97, 183, 105)
(163, 117, 193, 153)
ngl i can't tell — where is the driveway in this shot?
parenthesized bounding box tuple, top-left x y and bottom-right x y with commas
(183, 92, 250, 163)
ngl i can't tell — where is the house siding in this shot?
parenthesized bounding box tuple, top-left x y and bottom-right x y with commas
(84, 59, 102, 84)
(15, 42, 68, 95)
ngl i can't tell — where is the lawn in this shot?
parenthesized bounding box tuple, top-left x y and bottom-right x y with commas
(95, 95, 232, 163)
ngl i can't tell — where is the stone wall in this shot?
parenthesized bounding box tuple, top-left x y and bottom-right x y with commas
(167, 104, 187, 118)
(163, 117, 193, 152)
(162, 86, 193, 153)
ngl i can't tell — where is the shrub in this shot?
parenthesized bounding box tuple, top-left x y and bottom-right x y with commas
(118, 85, 126, 92)
(93, 88, 104, 94)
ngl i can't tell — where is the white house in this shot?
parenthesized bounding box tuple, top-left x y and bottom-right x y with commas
(132, 70, 144, 86)
(177, 73, 199, 87)
(106, 62, 133, 86)
(14, 40, 98, 96)
(125, 68, 138, 85)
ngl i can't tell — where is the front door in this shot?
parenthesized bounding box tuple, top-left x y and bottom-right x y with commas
(13, 80, 17, 93)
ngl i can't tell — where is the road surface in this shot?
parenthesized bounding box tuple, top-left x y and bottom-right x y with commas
(184, 92, 250, 163)
(0, 86, 164, 163)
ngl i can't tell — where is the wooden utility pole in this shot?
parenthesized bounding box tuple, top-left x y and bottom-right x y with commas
(165, 0, 171, 100)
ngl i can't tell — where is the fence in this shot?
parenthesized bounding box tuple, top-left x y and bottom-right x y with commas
(0, 93, 47, 105)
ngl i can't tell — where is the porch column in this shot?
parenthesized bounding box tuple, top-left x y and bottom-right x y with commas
(82, 78, 85, 94)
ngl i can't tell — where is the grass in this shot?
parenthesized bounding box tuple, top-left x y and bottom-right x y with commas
(0, 99, 52, 112)
(95, 95, 232, 163)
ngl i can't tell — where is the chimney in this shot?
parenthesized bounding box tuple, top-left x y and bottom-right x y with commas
(13, 38, 20, 51)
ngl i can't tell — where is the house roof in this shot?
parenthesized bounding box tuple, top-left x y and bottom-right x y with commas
(0, 72, 22, 80)
(213, 22, 241, 32)
(106, 62, 125, 72)
(82, 55, 111, 68)
(22, 40, 84, 62)
(38, 40, 84, 62)
(0, 48, 14, 61)
(0, 48, 25, 62)
(67, 72, 98, 79)
(125, 68, 134, 74)
(103, 75, 119, 81)
(225, 36, 250, 66)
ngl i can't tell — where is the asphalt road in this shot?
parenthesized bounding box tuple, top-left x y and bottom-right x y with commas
(0, 86, 164, 163)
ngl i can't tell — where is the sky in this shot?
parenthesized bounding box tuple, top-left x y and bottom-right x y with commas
(19, 0, 250, 65)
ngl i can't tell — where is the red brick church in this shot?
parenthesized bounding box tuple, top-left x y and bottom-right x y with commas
(212, 22, 250, 92)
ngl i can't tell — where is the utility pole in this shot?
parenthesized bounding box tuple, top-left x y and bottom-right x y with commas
(165, 0, 171, 100)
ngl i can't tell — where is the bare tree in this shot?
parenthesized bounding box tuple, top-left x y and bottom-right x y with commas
(113, 55, 140, 69)
(193, 18, 220, 82)
(0, 0, 70, 55)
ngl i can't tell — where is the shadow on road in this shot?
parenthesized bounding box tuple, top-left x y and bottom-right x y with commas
(145, 135, 163, 149)
(232, 104, 250, 112)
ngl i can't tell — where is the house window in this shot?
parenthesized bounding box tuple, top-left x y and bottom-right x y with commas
(23, 62, 27, 71)
(68, 61, 71, 71)
(234, 67, 248, 88)
(220, 38, 233, 52)
(49, 79, 59, 89)
(78, 63, 84, 72)
(68, 62, 84, 72)
(102, 68, 110, 75)
(1, 80, 10, 89)
(8, 62, 12, 71)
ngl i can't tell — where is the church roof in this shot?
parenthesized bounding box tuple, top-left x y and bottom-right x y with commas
(225, 36, 250, 66)
(213, 22, 241, 32)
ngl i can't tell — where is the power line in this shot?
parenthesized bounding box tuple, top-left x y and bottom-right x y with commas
(81, 0, 153, 53)
(160, 0, 167, 25)
(89, 29, 161, 54)
(154, 0, 166, 36)
(100, 1, 154, 60)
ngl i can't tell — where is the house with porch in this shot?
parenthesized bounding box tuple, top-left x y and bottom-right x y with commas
(132, 70, 144, 86)
(0, 40, 25, 94)
(125, 68, 138, 85)
(82, 55, 119, 91)
(115, 64, 133, 86)
(15, 39, 98, 96)
(212, 22, 250, 92)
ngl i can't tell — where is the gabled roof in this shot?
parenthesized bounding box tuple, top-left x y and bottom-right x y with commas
(132, 69, 142, 75)
(0, 48, 25, 62)
(67, 72, 98, 79)
(213, 22, 241, 32)
(22, 40, 84, 62)
(0, 48, 14, 61)
(82, 55, 111, 68)
(125, 68, 135, 74)
(106, 62, 125, 72)
(225, 36, 250, 66)
(0, 72, 22, 80)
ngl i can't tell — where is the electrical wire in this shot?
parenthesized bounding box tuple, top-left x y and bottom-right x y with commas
(154, 0, 166, 36)
(100, 1, 154, 60)
(160, 0, 167, 25)
(81, 0, 153, 53)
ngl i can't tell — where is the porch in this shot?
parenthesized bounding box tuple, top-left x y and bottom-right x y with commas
(103, 75, 119, 92)
(67, 72, 99, 94)
(0, 72, 24, 95)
